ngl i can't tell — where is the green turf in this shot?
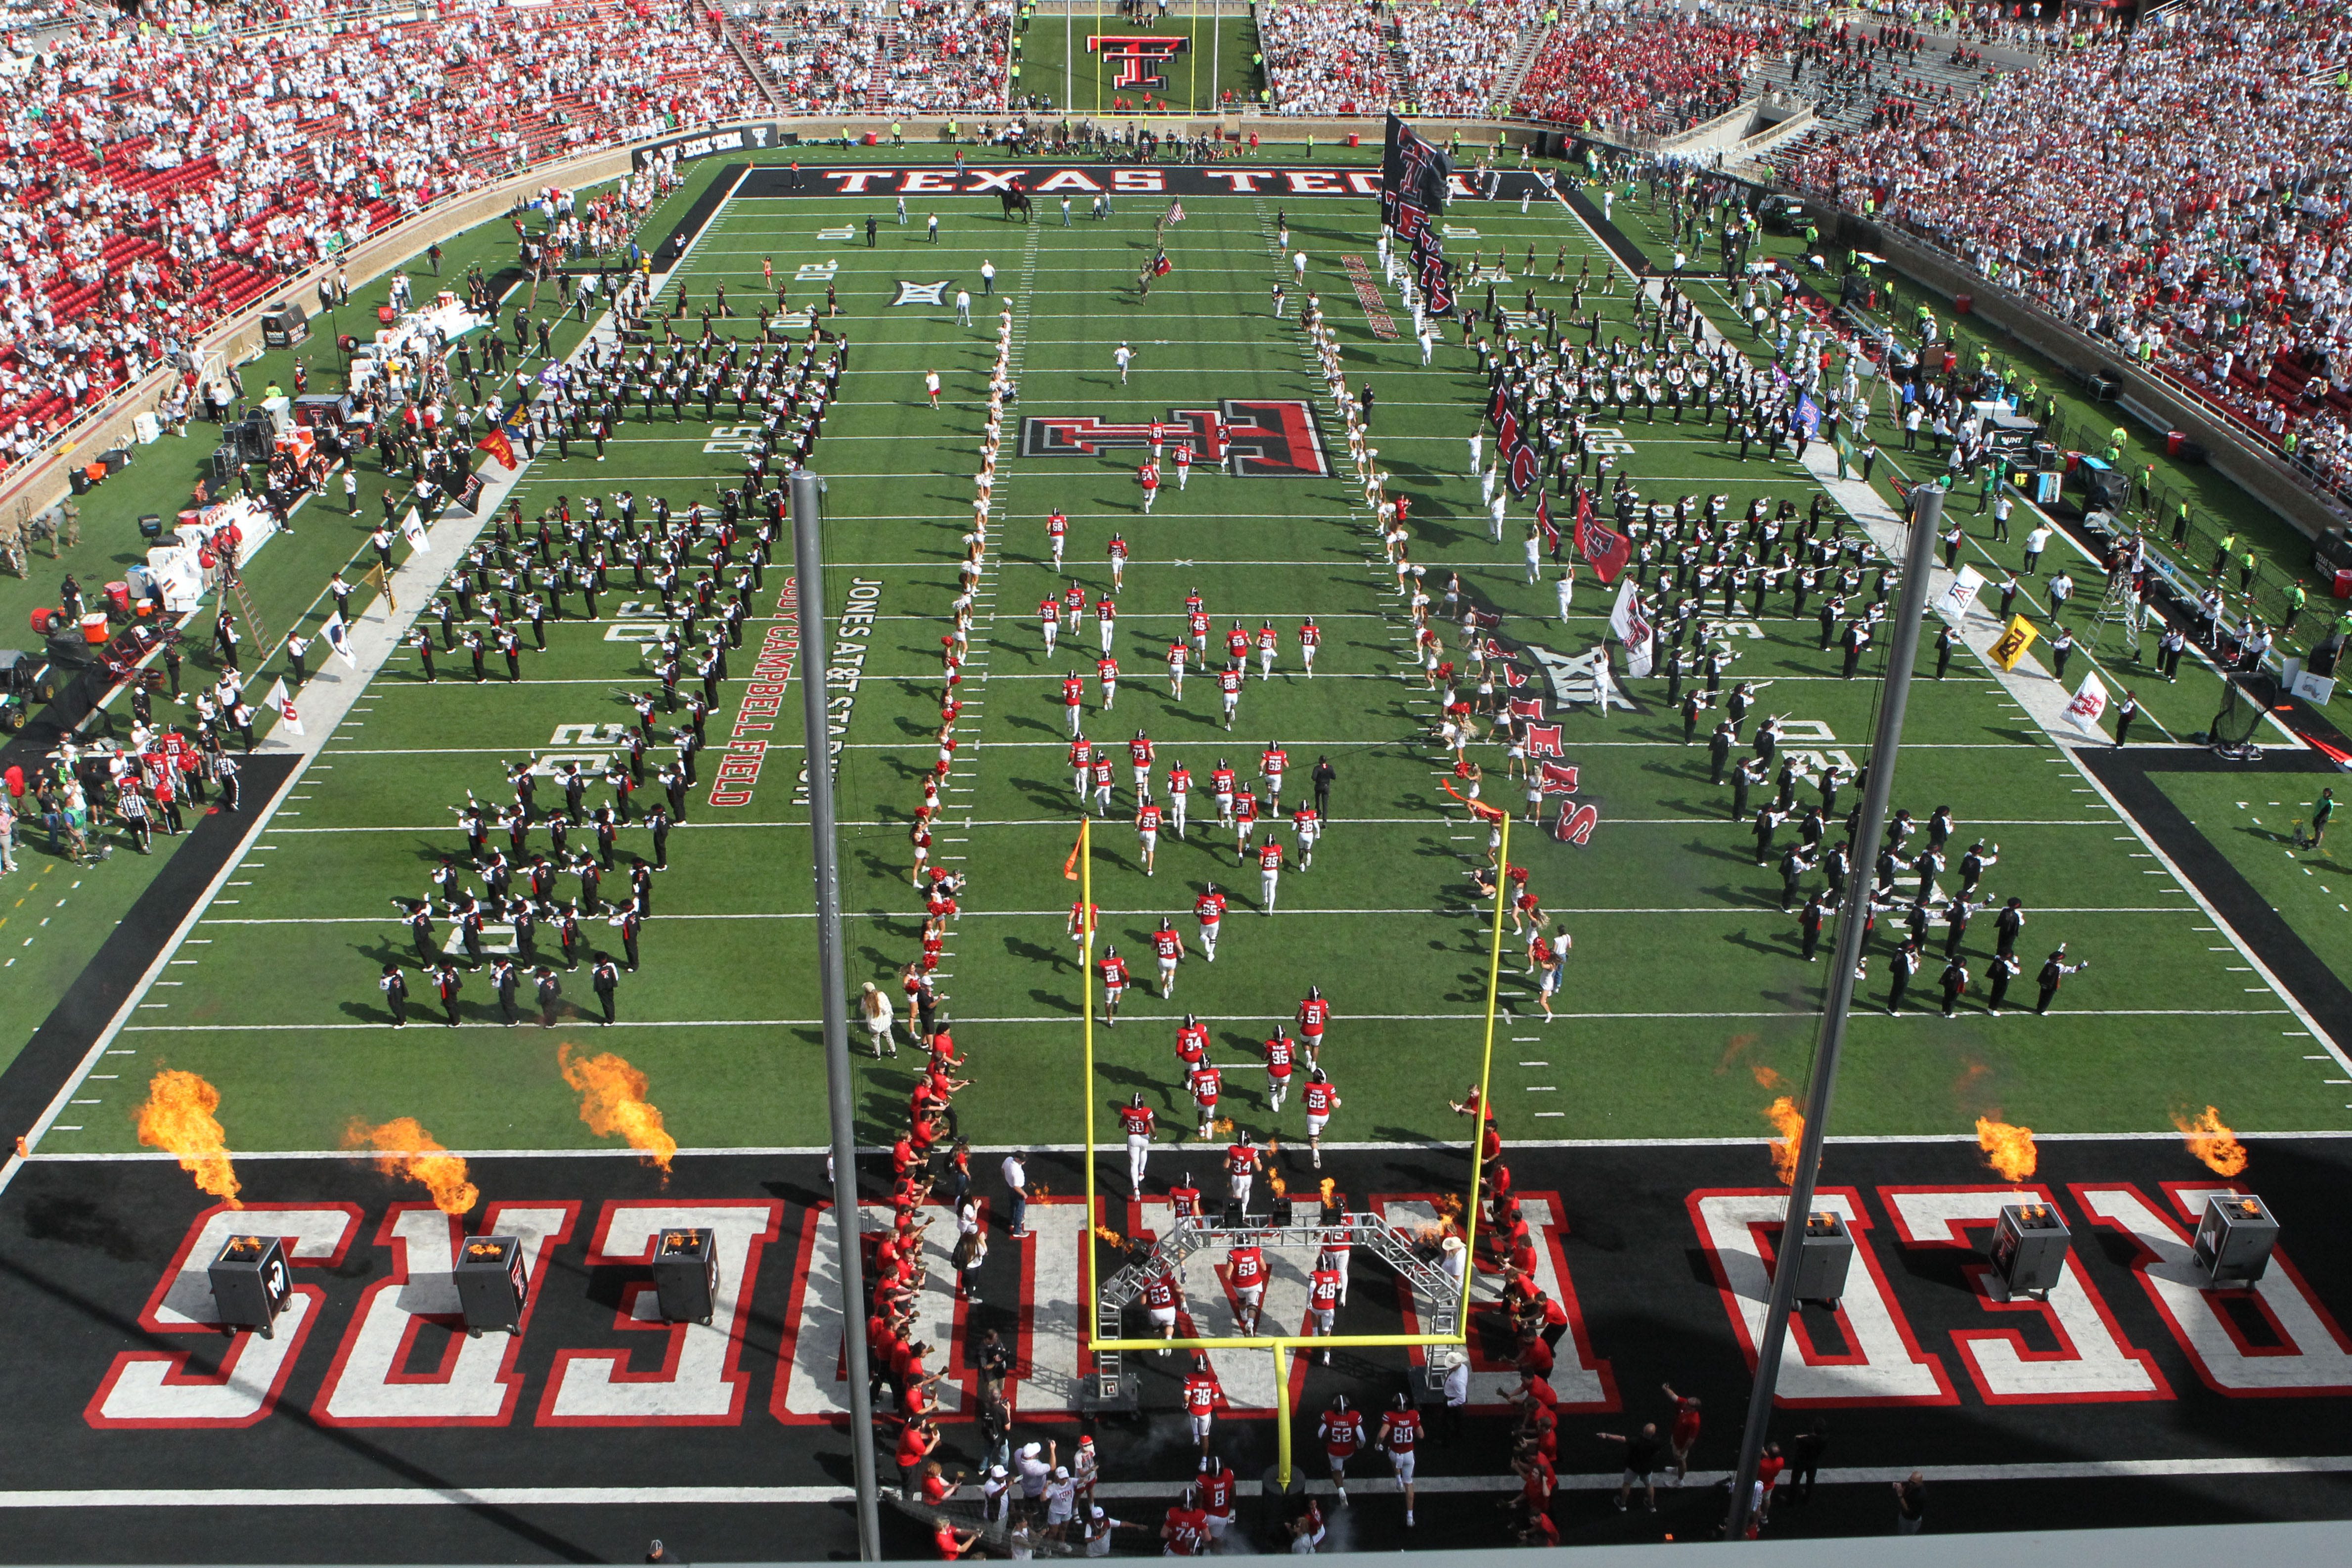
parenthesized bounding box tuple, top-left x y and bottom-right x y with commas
(32, 166, 2352, 1164)
(2149, 769, 2352, 986)
(1016, 13, 1263, 117)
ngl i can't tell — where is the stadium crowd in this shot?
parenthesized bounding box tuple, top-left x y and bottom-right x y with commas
(1259, 0, 1396, 116)
(1780, 0, 2352, 497)
(0, 0, 760, 477)
(1393, 0, 1542, 118)
(742, 0, 1011, 117)
(1511, 0, 1779, 137)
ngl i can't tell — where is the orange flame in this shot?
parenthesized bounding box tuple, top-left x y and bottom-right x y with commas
(343, 1116, 480, 1215)
(1213, 1118, 1236, 1137)
(2172, 1105, 2249, 1177)
(558, 1045, 678, 1172)
(133, 1069, 241, 1208)
(1030, 1181, 1053, 1198)
(1319, 1177, 1336, 1205)
(1764, 1097, 1805, 1185)
(1751, 1064, 1790, 1092)
(1268, 1169, 1288, 1197)
(1434, 1192, 1464, 1223)
(1093, 1224, 1126, 1248)
(1974, 1117, 2038, 1183)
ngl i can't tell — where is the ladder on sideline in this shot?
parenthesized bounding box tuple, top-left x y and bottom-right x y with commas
(222, 556, 268, 657)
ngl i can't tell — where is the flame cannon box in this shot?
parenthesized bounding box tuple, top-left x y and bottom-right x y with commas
(455, 1235, 529, 1337)
(653, 1228, 719, 1326)
(1989, 1203, 2070, 1298)
(207, 1234, 292, 1339)
(1786, 1210, 1853, 1308)
(2193, 1194, 2279, 1288)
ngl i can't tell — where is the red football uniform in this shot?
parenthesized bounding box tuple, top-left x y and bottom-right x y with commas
(1226, 626, 1249, 660)
(1264, 1034, 1295, 1078)
(1151, 926, 1182, 960)
(1119, 1104, 1155, 1136)
(1143, 1273, 1178, 1310)
(1062, 674, 1084, 708)
(1182, 1372, 1217, 1416)
(1194, 890, 1226, 926)
(1384, 1408, 1422, 1453)
(1319, 1402, 1363, 1456)
(1234, 792, 1258, 825)
(1138, 804, 1164, 834)
(1100, 953, 1130, 990)
(1189, 1065, 1221, 1107)
(1129, 736, 1154, 766)
(1303, 1080, 1336, 1116)
(1175, 1021, 1209, 1066)
(1297, 996, 1332, 1037)
(1309, 1268, 1343, 1312)
(1258, 841, 1283, 871)
(1229, 1246, 1266, 1290)
(1170, 1182, 1202, 1217)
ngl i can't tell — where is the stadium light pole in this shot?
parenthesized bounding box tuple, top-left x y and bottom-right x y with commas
(792, 469, 883, 1562)
(1723, 483, 1943, 1542)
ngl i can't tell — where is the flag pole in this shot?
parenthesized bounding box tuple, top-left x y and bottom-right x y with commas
(1078, 814, 1099, 1381)
(1723, 484, 1942, 1541)
(792, 470, 882, 1562)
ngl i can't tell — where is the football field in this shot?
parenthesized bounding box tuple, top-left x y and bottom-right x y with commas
(9, 154, 2352, 1561)
(32, 160, 2352, 1161)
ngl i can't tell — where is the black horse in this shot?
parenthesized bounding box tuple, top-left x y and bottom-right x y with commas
(999, 187, 1034, 222)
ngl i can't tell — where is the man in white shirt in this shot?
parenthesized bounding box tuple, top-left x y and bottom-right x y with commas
(1002, 1150, 1029, 1236)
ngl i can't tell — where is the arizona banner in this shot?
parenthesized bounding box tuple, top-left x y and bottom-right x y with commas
(1988, 614, 2040, 672)
(476, 427, 518, 470)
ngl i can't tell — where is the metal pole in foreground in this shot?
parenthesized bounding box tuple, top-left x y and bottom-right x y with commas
(1723, 484, 1943, 1542)
(793, 470, 882, 1562)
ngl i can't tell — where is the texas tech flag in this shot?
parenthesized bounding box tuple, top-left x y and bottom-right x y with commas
(1508, 696, 1545, 721)
(1535, 490, 1559, 553)
(1575, 489, 1632, 584)
(1524, 722, 1564, 759)
(1539, 761, 1580, 795)
(1554, 800, 1598, 846)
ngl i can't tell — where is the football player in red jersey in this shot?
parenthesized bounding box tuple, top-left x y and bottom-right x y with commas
(1262, 1025, 1296, 1112)
(1377, 1391, 1423, 1525)
(1128, 730, 1154, 797)
(1135, 798, 1164, 876)
(1233, 787, 1260, 863)
(1061, 670, 1085, 736)
(1141, 1265, 1184, 1353)
(1218, 660, 1243, 729)
(1257, 832, 1284, 911)
(1209, 759, 1237, 824)
(1302, 1067, 1340, 1168)
(1181, 1354, 1218, 1455)
(1165, 636, 1188, 698)
(1174, 1012, 1209, 1074)
(1094, 593, 1117, 654)
(1308, 1250, 1344, 1363)
(1260, 741, 1288, 806)
(1197, 1453, 1237, 1541)
(1173, 441, 1193, 490)
(1254, 621, 1279, 680)
(1187, 1061, 1221, 1139)
(1296, 985, 1332, 1068)
(1067, 734, 1094, 804)
(1099, 945, 1130, 1026)
(1138, 459, 1160, 513)
(1159, 1487, 1206, 1554)
(1299, 615, 1321, 677)
(1090, 753, 1115, 813)
(1046, 508, 1067, 571)
(1187, 604, 1211, 655)
(1106, 532, 1129, 592)
(1169, 1169, 1202, 1219)
(1193, 882, 1226, 962)
(1062, 578, 1088, 632)
(1225, 622, 1249, 665)
(1150, 914, 1183, 994)
(1226, 1240, 1267, 1334)
(1224, 1129, 1262, 1214)
(1317, 1391, 1364, 1494)
(1166, 758, 1193, 837)
(1096, 653, 1119, 713)
(1039, 592, 1060, 655)
(1665, 1382, 1703, 1482)
(1117, 1090, 1156, 1195)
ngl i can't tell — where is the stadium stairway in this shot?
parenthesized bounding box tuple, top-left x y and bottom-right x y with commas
(1493, 21, 1553, 112)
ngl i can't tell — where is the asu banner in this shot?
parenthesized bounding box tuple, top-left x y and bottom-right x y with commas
(1988, 614, 2040, 671)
